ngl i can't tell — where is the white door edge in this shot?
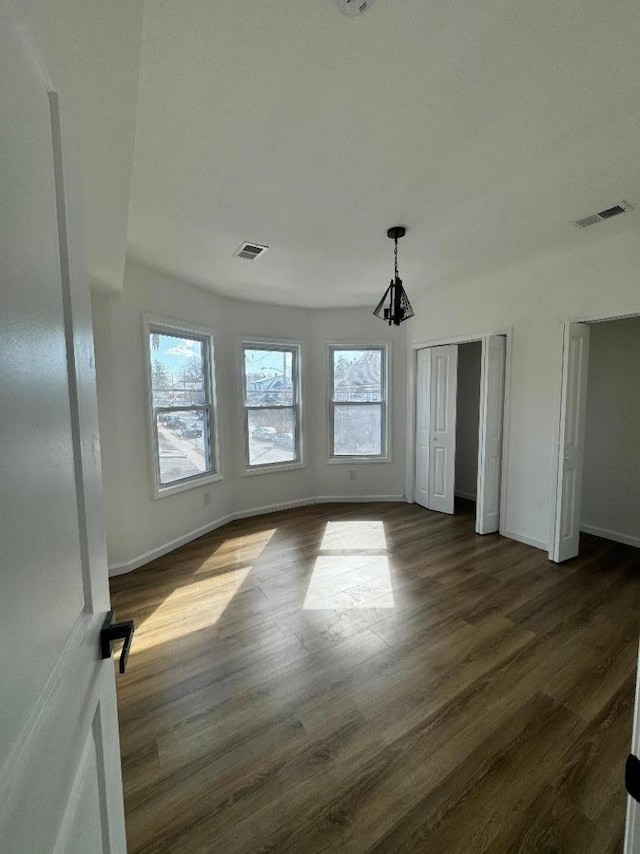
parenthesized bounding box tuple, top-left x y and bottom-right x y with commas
(549, 322, 590, 563)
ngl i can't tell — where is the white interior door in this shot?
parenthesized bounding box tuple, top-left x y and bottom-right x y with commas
(550, 322, 591, 563)
(427, 345, 458, 514)
(625, 641, 640, 854)
(414, 348, 432, 509)
(476, 335, 506, 534)
(0, 20, 126, 853)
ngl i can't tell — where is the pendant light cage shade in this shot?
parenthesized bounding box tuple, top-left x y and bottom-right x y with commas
(373, 279, 415, 326)
(373, 225, 415, 326)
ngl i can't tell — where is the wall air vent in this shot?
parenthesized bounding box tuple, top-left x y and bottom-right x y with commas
(234, 242, 269, 260)
(573, 200, 633, 228)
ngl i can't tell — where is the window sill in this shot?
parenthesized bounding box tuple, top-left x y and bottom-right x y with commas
(327, 456, 392, 465)
(153, 472, 224, 500)
(242, 461, 306, 477)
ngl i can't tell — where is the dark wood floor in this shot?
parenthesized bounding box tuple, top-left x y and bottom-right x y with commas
(110, 501, 640, 853)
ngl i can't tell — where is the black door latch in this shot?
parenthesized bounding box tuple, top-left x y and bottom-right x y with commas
(100, 610, 135, 674)
(626, 754, 640, 803)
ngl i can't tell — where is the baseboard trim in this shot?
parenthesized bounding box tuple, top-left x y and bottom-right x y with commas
(455, 490, 477, 502)
(226, 496, 318, 523)
(315, 495, 407, 504)
(580, 524, 640, 549)
(501, 529, 548, 552)
(107, 512, 236, 576)
(108, 494, 407, 576)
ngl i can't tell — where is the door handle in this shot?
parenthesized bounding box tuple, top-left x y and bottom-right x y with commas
(100, 610, 135, 674)
(627, 754, 640, 803)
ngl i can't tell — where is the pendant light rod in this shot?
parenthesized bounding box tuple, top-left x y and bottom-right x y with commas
(387, 225, 406, 285)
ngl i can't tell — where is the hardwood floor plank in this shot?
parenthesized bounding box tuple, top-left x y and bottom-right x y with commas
(552, 675, 636, 843)
(110, 501, 639, 853)
(370, 693, 584, 854)
(481, 786, 605, 854)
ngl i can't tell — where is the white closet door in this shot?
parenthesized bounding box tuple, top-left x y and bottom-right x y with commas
(428, 345, 458, 514)
(550, 322, 590, 563)
(414, 348, 432, 509)
(476, 335, 506, 534)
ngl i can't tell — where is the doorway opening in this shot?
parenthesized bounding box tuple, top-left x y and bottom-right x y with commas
(413, 334, 507, 535)
(455, 341, 482, 511)
(550, 314, 640, 562)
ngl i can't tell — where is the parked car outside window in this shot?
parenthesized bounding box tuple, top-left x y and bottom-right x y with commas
(181, 423, 203, 438)
(273, 432, 294, 450)
(252, 426, 277, 442)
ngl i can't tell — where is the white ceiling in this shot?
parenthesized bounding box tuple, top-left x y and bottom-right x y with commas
(128, 1, 639, 306)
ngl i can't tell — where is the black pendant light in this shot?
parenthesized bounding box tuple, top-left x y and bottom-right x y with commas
(373, 226, 415, 326)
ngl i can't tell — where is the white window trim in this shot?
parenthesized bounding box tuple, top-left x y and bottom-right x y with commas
(143, 313, 222, 499)
(327, 341, 391, 464)
(239, 337, 305, 475)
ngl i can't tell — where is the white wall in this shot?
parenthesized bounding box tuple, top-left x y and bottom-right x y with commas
(25, 0, 143, 292)
(92, 292, 131, 567)
(582, 316, 640, 546)
(309, 311, 407, 501)
(455, 341, 481, 500)
(92, 260, 407, 573)
(408, 228, 640, 550)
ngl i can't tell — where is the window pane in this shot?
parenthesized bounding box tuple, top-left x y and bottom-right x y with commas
(333, 404, 382, 456)
(156, 410, 210, 485)
(244, 348, 294, 406)
(247, 408, 296, 466)
(150, 332, 206, 407)
(333, 350, 382, 402)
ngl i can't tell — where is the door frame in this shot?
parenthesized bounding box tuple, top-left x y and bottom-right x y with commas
(406, 327, 512, 536)
(548, 306, 640, 562)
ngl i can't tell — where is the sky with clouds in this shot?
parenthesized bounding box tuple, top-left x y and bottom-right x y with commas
(151, 334, 293, 379)
(151, 334, 202, 376)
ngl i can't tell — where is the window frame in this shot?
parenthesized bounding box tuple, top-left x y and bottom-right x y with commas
(240, 338, 304, 475)
(327, 342, 391, 463)
(143, 314, 222, 499)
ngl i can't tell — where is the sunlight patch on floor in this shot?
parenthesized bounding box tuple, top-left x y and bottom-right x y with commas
(132, 566, 253, 652)
(304, 521, 394, 610)
(193, 528, 277, 575)
(320, 520, 387, 552)
(303, 556, 394, 610)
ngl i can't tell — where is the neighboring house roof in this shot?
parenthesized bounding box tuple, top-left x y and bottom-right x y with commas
(249, 376, 289, 391)
(336, 352, 381, 396)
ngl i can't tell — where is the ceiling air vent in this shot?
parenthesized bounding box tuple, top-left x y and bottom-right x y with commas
(234, 241, 269, 260)
(573, 200, 633, 228)
(335, 0, 375, 16)
(598, 204, 626, 219)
